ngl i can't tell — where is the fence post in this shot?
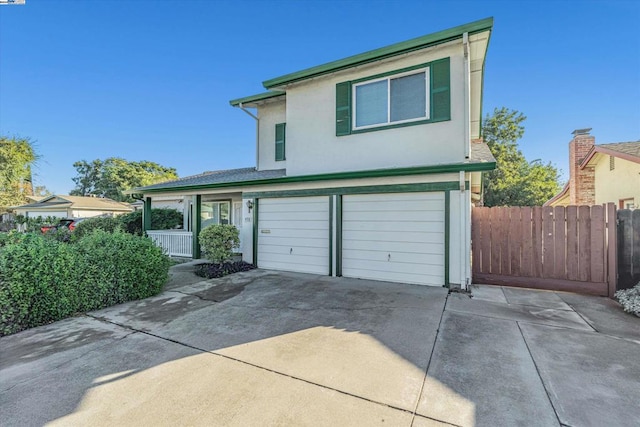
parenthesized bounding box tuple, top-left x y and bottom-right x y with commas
(607, 203, 617, 298)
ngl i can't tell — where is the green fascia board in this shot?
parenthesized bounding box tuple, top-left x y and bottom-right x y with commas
(229, 91, 285, 106)
(139, 161, 496, 194)
(263, 17, 493, 89)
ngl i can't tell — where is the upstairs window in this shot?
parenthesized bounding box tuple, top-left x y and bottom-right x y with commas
(336, 57, 450, 136)
(354, 70, 428, 129)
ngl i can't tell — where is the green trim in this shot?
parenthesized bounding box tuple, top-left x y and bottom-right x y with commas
(139, 163, 495, 194)
(263, 18, 493, 89)
(335, 195, 342, 277)
(275, 122, 286, 161)
(229, 91, 285, 107)
(328, 196, 333, 276)
(252, 198, 258, 266)
(192, 195, 202, 259)
(143, 197, 152, 233)
(444, 191, 450, 287)
(244, 181, 467, 199)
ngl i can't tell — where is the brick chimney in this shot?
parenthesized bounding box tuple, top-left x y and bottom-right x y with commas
(569, 128, 595, 205)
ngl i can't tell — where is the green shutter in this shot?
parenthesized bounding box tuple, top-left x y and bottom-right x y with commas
(336, 81, 352, 136)
(275, 122, 286, 161)
(430, 58, 450, 121)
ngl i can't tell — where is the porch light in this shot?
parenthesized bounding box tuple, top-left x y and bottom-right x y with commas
(246, 200, 254, 212)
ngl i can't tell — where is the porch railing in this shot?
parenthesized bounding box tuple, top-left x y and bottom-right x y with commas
(147, 230, 193, 258)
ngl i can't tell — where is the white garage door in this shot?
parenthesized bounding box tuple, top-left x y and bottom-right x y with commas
(342, 192, 445, 286)
(257, 196, 330, 275)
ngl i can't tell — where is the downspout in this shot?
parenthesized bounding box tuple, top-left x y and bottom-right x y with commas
(239, 102, 259, 169)
(462, 33, 471, 291)
(463, 32, 471, 159)
(460, 171, 469, 290)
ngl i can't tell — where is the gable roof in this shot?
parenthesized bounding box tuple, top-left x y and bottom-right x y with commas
(581, 141, 640, 168)
(13, 195, 132, 211)
(262, 17, 493, 89)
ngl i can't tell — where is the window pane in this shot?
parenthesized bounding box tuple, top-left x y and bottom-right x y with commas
(390, 72, 426, 122)
(220, 202, 230, 225)
(355, 80, 387, 127)
(201, 202, 219, 229)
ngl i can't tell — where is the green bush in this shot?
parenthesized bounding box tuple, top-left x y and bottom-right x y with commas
(71, 216, 122, 241)
(119, 208, 183, 235)
(0, 230, 170, 336)
(199, 224, 240, 263)
(14, 215, 59, 233)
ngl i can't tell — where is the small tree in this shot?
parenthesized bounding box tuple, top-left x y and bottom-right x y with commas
(199, 224, 240, 263)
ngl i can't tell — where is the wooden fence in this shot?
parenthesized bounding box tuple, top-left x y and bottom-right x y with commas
(618, 209, 640, 290)
(472, 204, 617, 297)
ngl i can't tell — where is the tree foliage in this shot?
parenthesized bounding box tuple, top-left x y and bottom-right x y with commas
(70, 158, 178, 202)
(482, 108, 561, 207)
(0, 136, 38, 211)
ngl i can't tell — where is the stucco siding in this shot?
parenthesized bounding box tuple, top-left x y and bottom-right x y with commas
(594, 156, 640, 207)
(257, 100, 286, 171)
(284, 42, 466, 176)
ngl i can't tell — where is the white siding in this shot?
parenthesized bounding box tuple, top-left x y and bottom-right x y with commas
(257, 196, 329, 275)
(285, 43, 466, 176)
(257, 100, 286, 171)
(342, 192, 445, 286)
(26, 211, 67, 218)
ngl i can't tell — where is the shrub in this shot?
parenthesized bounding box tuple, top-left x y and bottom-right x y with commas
(0, 230, 170, 336)
(199, 224, 240, 263)
(195, 261, 256, 279)
(71, 216, 122, 241)
(15, 215, 59, 233)
(119, 208, 183, 235)
(615, 283, 640, 317)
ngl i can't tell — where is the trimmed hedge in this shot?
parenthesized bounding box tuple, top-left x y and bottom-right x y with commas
(71, 216, 123, 241)
(119, 209, 184, 236)
(199, 224, 240, 263)
(0, 230, 170, 336)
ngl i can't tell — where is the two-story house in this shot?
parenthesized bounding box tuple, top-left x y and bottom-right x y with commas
(134, 18, 496, 289)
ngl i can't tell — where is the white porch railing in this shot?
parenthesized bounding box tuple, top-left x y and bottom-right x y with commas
(147, 230, 193, 257)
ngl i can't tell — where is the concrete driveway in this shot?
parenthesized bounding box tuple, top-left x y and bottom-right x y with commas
(1, 264, 639, 426)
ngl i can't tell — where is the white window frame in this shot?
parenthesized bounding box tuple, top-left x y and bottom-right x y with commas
(352, 67, 430, 131)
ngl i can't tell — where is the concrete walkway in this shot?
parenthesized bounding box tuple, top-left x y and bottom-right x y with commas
(1, 266, 638, 426)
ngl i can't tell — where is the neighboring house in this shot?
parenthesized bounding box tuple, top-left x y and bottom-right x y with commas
(12, 195, 133, 218)
(133, 18, 496, 289)
(546, 129, 640, 208)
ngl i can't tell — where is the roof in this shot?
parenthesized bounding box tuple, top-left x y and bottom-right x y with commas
(134, 167, 288, 192)
(13, 195, 133, 211)
(581, 141, 640, 168)
(229, 91, 285, 107)
(262, 17, 493, 89)
(133, 147, 495, 194)
(544, 182, 570, 207)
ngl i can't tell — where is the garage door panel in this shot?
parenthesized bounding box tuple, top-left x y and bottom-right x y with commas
(342, 239, 443, 254)
(258, 220, 328, 232)
(343, 230, 444, 244)
(342, 192, 445, 286)
(342, 267, 443, 286)
(258, 196, 329, 275)
(343, 199, 443, 212)
(344, 193, 444, 204)
(343, 250, 444, 265)
(258, 244, 328, 257)
(343, 210, 443, 222)
(342, 220, 444, 233)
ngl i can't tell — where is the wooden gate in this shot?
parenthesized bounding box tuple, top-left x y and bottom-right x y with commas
(617, 209, 640, 290)
(471, 204, 617, 297)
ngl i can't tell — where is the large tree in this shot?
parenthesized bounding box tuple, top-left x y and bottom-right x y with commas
(482, 107, 561, 207)
(0, 135, 38, 212)
(70, 158, 178, 202)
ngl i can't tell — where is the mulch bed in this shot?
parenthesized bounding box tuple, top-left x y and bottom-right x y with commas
(194, 261, 256, 279)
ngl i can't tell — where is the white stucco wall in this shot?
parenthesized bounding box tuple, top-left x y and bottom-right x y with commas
(594, 156, 640, 208)
(281, 42, 466, 176)
(257, 100, 286, 171)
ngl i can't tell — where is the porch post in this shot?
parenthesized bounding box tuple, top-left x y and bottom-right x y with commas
(143, 197, 152, 233)
(192, 195, 201, 259)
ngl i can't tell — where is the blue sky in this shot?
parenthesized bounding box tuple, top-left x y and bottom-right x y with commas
(1, 0, 638, 194)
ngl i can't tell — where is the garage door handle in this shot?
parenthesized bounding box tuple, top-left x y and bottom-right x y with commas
(388, 253, 391, 261)
(290, 248, 293, 254)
